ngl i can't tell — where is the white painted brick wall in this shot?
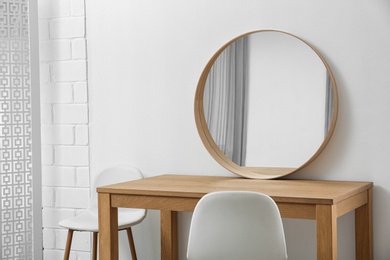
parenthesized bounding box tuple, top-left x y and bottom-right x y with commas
(56, 229, 91, 251)
(42, 208, 76, 229)
(71, 39, 87, 59)
(53, 104, 88, 124)
(41, 83, 74, 104)
(41, 125, 74, 145)
(40, 40, 72, 61)
(55, 187, 89, 208)
(39, 62, 50, 83)
(38, 0, 91, 258)
(41, 145, 54, 165)
(38, 0, 71, 19)
(50, 17, 86, 39)
(75, 125, 89, 145)
(73, 82, 88, 103)
(76, 167, 90, 187)
(51, 60, 87, 82)
(42, 166, 76, 187)
(55, 146, 89, 166)
(70, 0, 85, 17)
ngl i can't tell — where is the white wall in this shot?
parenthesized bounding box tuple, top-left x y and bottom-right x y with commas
(87, 0, 390, 259)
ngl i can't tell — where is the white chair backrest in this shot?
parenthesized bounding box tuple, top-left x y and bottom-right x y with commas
(89, 166, 143, 209)
(187, 191, 288, 260)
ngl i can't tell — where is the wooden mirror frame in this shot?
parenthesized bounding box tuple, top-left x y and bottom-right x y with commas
(194, 30, 338, 179)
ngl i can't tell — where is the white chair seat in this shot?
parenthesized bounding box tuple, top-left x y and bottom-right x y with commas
(59, 208, 146, 232)
(58, 166, 147, 260)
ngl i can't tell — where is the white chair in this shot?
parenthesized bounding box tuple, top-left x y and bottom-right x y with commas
(59, 166, 147, 260)
(187, 191, 288, 260)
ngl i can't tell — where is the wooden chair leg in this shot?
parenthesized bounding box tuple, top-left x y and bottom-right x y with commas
(92, 232, 98, 260)
(63, 229, 74, 260)
(126, 228, 137, 260)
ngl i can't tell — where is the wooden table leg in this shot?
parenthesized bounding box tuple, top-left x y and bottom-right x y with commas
(161, 210, 178, 260)
(98, 193, 119, 260)
(316, 205, 337, 260)
(355, 188, 373, 260)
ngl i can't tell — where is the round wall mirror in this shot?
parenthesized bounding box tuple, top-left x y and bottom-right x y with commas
(194, 30, 338, 179)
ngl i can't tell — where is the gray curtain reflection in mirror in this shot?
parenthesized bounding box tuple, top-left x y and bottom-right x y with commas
(324, 74, 333, 136)
(204, 37, 248, 166)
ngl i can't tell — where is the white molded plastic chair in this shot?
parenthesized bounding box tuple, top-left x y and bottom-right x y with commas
(59, 166, 147, 260)
(187, 191, 288, 260)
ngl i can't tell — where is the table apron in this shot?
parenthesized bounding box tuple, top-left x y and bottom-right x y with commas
(110, 194, 320, 220)
(111, 194, 199, 211)
(277, 203, 316, 219)
(335, 190, 368, 217)
(110, 190, 368, 220)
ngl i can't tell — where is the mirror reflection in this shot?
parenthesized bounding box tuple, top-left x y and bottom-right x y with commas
(203, 31, 334, 168)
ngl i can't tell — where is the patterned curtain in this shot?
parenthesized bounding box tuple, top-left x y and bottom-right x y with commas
(0, 0, 41, 259)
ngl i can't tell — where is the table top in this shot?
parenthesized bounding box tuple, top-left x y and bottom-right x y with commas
(97, 174, 373, 205)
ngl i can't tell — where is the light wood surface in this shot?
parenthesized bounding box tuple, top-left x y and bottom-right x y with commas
(98, 193, 118, 260)
(355, 188, 373, 259)
(92, 232, 97, 260)
(126, 228, 137, 260)
(161, 210, 178, 260)
(98, 174, 373, 260)
(63, 229, 73, 260)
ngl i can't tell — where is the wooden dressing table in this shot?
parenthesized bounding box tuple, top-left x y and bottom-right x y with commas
(97, 174, 373, 260)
